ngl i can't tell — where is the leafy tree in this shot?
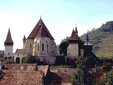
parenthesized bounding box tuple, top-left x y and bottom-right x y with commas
(23, 53, 37, 63)
(102, 63, 111, 72)
(106, 70, 113, 85)
(2, 58, 14, 64)
(72, 52, 99, 85)
(59, 37, 69, 56)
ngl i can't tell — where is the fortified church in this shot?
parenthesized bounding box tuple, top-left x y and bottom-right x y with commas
(4, 18, 93, 65)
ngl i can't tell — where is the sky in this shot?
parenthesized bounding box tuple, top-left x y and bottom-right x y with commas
(0, 0, 113, 52)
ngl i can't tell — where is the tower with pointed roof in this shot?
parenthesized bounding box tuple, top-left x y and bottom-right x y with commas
(23, 18, 56, 64)
(4, 29, 14, 57)
(83, 33, 92, 56)
(67, 27, 80, 59)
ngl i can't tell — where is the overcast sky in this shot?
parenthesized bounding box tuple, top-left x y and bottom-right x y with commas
(0, 0, 113, 52)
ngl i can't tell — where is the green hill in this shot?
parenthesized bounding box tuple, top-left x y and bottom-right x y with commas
(81, 21, 113, 58)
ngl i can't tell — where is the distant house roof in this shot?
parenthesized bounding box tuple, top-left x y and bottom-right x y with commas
(4, 29, 13, 46)
(27, 18, 54, 40)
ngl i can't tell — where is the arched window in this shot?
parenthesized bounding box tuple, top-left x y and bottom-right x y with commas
(16, 57, 20, 63)
(22, 57, 26, 63)
(42, 43, 44, 51)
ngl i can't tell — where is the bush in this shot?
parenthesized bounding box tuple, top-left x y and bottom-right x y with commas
(106, 70, 113, 85)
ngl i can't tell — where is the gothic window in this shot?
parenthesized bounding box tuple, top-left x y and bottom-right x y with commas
(52, 51, 53, 54)
(30, 43, 32, 48)
(38, 44, 39, 51)
(42, 43, 44, 51)
(8, 53, 10, 55)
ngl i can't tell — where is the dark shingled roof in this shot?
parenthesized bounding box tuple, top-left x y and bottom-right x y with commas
(4, 29, 13, 46)
(27, 18, 54, 40)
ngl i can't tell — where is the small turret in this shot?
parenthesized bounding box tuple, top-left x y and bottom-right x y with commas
(75, 26, 78, 35)
(23, 35, 26, 43)
(23, 35, 26, 48)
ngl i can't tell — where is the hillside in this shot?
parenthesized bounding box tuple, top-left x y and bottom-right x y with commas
(81, 21, 113, 58)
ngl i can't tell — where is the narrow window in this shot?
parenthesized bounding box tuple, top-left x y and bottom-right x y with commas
(38, 44, 39, 51)
(42, 43, 44, 51)
(30, 43, 32, 48)
(8, 53, 10, 55)
(47, 43, 48, 52)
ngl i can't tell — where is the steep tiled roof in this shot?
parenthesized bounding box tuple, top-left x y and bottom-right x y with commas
(69, 29, 79, 40)
(27, 18, 54, 40)
(4, 29, 13, 45)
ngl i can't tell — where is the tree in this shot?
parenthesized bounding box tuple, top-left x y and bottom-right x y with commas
(23, 53, 37, 63)
(72, 53, 99, 85)
(106, 70, 113, 85)
(59, 37, 69, 56)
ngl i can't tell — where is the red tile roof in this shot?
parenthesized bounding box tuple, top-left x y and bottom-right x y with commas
(0, 70, 43, 85)
(27, 18, 54, 40)
(4, 29, 13, 45)
(15, 49, 28, 55)
(0, 64, 49, 85)
(69, 29, 79, 40)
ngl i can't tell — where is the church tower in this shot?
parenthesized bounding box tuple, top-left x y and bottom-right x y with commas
(4, 29, 14, 58)
(67, 27, 80, 59)
(23, 18, 57, 64)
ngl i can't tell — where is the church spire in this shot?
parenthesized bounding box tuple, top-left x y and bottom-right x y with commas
(23, 35, 26, 42)
(4, 28, 13, 46)
(84, 33, 92, 46)
(86, 32, 89, 42)
(75, 26, 78, 33)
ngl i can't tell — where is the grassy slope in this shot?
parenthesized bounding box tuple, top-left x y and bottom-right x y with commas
(81, 21, 113, 58)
